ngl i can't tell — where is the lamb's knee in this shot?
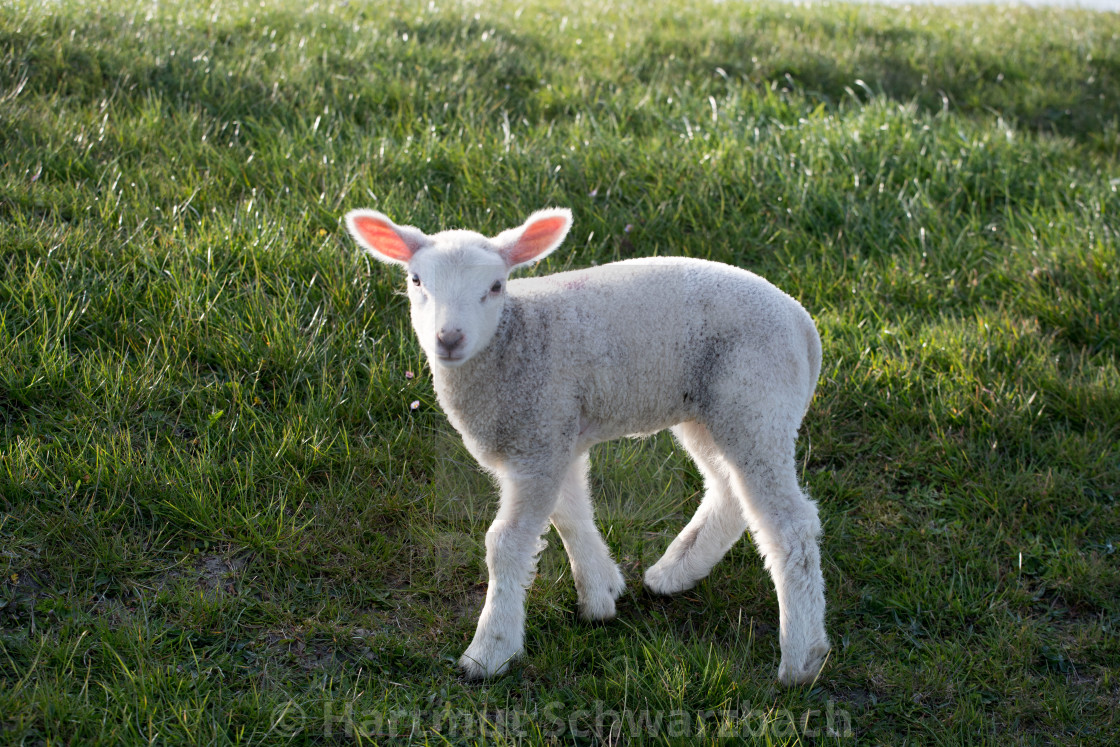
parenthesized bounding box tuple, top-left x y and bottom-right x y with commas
(756, 522, 821, 574)
(485, 523, 548, 588)
(745, 489, 819, 556)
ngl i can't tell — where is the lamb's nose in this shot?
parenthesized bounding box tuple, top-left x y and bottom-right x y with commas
(437, 329, 464, 354)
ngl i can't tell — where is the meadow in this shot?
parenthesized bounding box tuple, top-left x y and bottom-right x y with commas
(1, 0, 1118, 743)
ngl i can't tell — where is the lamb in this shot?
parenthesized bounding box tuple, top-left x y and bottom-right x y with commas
(344, 207, 830, 686)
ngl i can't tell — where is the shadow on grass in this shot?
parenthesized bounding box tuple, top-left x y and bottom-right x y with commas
(627, 9, 1120, 144)
(3, 4, 1117, 145)
(0, 9, 551, 128)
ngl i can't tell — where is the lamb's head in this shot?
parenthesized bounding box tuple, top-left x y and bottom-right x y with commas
(345, 208, 572, 367)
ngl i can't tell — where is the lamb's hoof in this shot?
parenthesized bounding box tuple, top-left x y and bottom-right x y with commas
(459, 653, 508, 680)
(578, 566, 626, 621)
(643, 561, 698, 596)
(777, 640, 830, 687)
(458, 640, 519, 680)
(579, 597, 616, 621)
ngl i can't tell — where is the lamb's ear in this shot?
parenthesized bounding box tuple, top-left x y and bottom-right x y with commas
(345, 210, 429, 266)
(493, 208, 572, 270)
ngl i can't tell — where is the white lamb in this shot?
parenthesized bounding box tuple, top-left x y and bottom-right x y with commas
(344, 207, 829, 686)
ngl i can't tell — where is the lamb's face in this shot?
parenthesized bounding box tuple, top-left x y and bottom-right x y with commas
(405, 236, 509, 367)
(344, 207, 572, 368)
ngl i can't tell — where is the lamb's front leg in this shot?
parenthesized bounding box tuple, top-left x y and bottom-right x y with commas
(550, 454, 625, 621)
(459, 469, 561, 679)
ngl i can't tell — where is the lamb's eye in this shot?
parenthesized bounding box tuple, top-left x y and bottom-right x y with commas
(411, 274, 421, 286)
(490, 281, 503, 294)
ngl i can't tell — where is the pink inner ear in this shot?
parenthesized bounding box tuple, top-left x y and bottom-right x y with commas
(506, 216, 568, 266)
(352, 215, 414, 262)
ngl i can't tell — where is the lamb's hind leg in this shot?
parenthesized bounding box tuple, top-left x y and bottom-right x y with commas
(645, 422, 749, 595)
(549, 454, 625, 620)
(716, 425, 829, 686)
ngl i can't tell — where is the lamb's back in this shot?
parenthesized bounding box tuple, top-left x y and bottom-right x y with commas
(511, 257, 804, 354)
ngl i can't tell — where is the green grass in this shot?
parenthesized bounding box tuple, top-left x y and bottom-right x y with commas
(1, 0, 1118, 743)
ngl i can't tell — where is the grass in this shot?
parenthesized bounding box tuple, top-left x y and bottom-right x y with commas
(0, 0, 1118, 743)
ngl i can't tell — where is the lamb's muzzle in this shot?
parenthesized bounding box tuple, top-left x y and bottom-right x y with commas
(436, 328, 465, 359)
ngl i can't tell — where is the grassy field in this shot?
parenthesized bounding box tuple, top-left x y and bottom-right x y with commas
(1, 0, 1118, 743)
